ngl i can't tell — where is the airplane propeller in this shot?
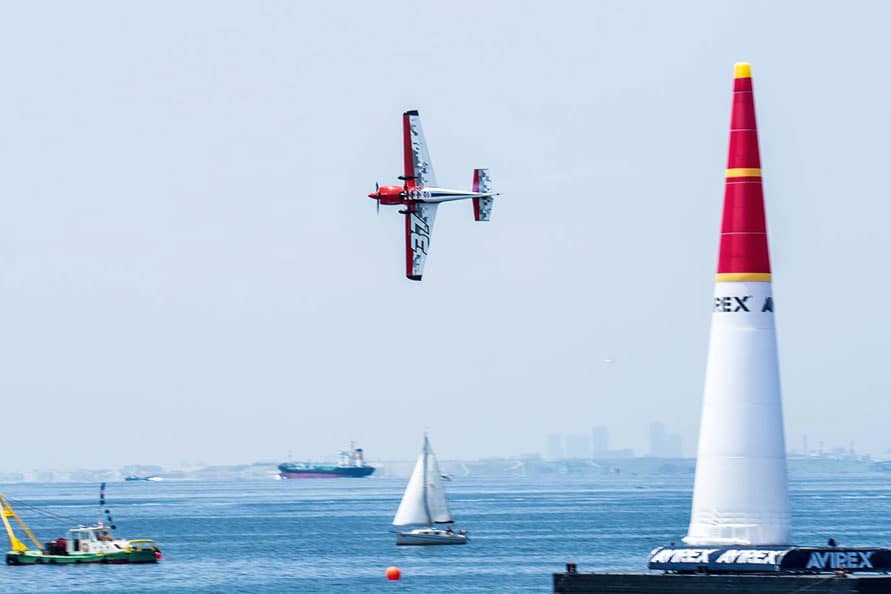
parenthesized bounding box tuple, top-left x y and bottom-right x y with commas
(374, 182, 380, 214)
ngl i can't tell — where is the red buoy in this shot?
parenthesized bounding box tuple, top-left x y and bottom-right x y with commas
(385, 566, 401, 581)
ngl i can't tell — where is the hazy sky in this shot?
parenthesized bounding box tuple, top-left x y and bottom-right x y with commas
(2, 1, 889, 470)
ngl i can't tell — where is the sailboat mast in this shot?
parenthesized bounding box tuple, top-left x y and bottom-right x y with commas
(422, 435, 432, 526)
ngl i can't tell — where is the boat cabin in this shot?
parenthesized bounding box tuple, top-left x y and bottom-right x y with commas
(66, 524, 127, 555)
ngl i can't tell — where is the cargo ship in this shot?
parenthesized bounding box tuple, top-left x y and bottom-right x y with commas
(278, 445, 375, 479)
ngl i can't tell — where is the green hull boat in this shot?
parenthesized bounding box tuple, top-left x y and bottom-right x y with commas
(7, 542, 160, 565)
(2, 490, 162, 567)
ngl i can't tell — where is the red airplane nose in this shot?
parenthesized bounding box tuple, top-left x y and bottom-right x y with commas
(368, 192, 378, 199)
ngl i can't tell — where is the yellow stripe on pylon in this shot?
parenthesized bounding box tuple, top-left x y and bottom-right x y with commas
(725, 168, 762, 178)
(716, 273, 772, 282)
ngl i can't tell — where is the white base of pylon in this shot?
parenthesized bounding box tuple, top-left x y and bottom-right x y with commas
(685, 280, 791, 546)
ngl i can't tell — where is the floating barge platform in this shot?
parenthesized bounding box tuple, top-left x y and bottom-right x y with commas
(554, 546, 891, 593)
(554, 571, 891, 593)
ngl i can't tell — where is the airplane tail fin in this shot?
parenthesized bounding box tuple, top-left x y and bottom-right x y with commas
(472, 169, 494, 222)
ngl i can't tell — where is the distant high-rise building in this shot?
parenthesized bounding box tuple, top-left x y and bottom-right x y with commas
(565, 433, 592, 459)
(648, 422, 666, 457)
(546, 434, 564, 460)
(649, 422, 683, 457)
(591, 426, 609, 457)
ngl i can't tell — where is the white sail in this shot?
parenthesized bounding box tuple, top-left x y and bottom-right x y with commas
(392, 436, 453, 527)
(424, 439, 453, 524)
(393, 451, 428, 526)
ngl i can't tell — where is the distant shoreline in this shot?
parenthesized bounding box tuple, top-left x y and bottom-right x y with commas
(0, 455, 886, 483)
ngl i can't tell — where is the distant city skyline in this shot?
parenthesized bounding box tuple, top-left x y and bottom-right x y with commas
(547, 423, 678, 459)
(542, 424, 881, 462)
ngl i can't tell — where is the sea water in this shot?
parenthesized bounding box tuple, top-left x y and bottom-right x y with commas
(0, 473, 888, 593)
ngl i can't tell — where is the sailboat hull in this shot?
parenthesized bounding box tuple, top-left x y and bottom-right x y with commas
(395, 528, 468, 546)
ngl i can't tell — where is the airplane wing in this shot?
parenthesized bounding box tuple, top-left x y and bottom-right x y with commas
(402, 110, 437, 188)
(404, 202, 438, 281)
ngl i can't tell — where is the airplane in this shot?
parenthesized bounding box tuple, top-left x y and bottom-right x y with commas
(368, 110, 498, 281)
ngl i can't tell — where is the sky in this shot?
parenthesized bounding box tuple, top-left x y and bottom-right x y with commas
(1, 1, 890, 470)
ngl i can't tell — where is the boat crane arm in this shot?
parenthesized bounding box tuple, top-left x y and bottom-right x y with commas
(0, 494, 44, 552)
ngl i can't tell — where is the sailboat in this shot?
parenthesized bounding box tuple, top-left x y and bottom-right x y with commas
(392, 435, 467, 545)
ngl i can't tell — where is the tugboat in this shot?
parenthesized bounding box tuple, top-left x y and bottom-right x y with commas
(278, 444, 375, 479)
(2, 484, 161, 565)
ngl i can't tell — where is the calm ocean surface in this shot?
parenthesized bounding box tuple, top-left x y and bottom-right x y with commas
(0, 473, 888, 593)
